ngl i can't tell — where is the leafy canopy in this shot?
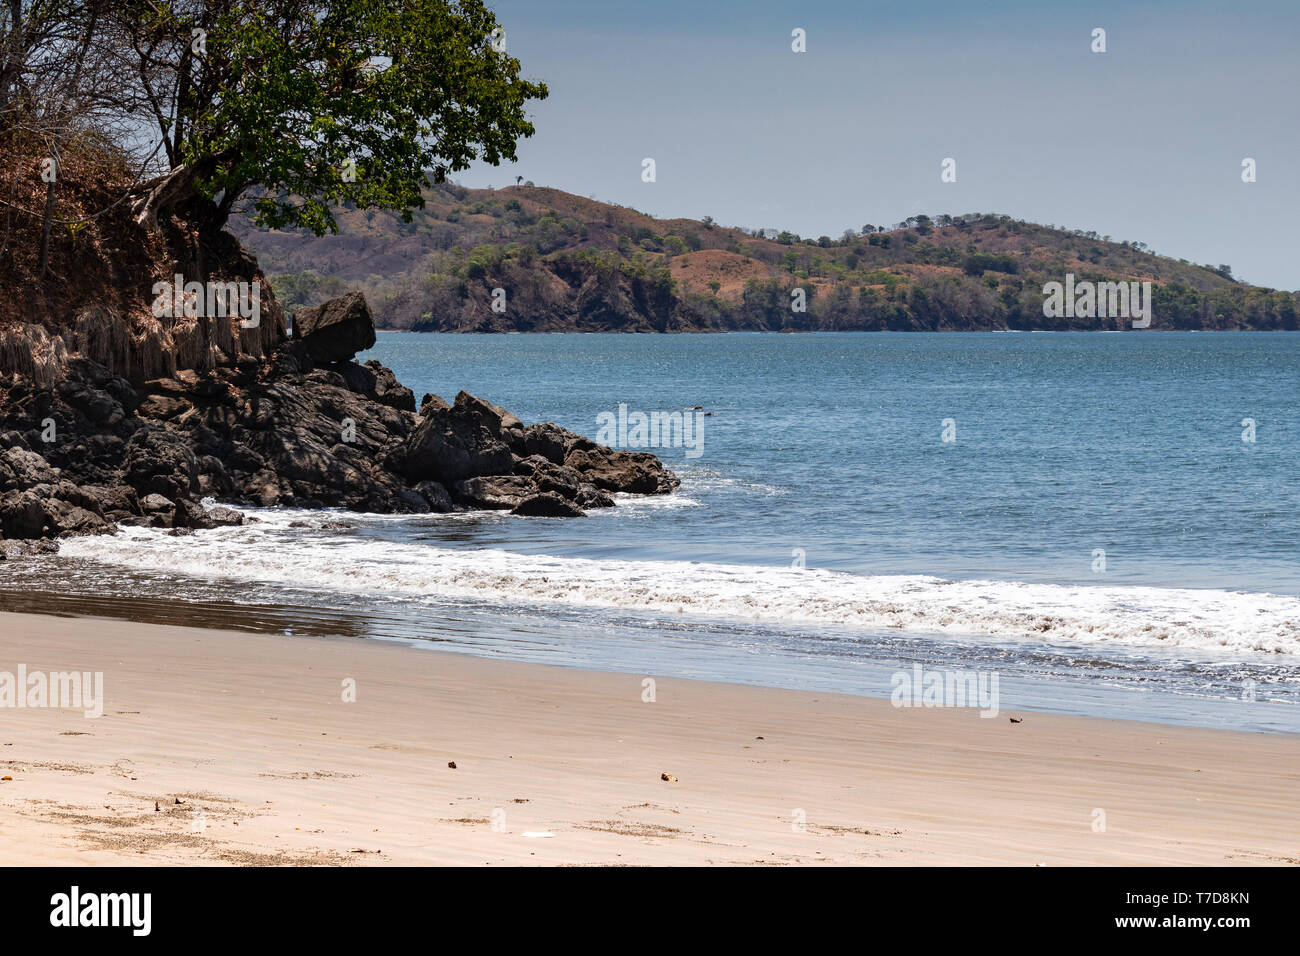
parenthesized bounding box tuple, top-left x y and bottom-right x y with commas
(139, 0, 546, 234)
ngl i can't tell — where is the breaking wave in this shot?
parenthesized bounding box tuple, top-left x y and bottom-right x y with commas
(56, 508, 1300, 657)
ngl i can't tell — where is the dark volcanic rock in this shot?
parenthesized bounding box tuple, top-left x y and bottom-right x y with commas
(413, 480, 455, 512)
(336, 360, 417, 412)
(0, 538, 60, 559)
(0, 490, 53, 538)
(402, 408, 514, 484)
(291, 290, 377, 364)
(513, 455, 583, 499)
(450, 474, 538, 510)
(0, 292, 679, 539)
(511, 422, 568, 464)
(0, 447, 60, 489)
(419, 392, 450, 416)
(174, 499, 245, 530)
(124, 426, 200, 500)
(0, 486, 112, 538)
(564, 439, 681, 495)
(576, 483, 615, 509)
(512, 493, 585, 517)
(453, 390, 522, 435)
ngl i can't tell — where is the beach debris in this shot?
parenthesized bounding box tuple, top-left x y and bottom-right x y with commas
(661, 772, 677, 782)
(1009, 717, 1023, 724)
(154, 801, 160, 811)
(174, 798, 184, 805)
(1, 775, 11, 781)
(755, 736, 764, 740)
(447, 761, 457, 769)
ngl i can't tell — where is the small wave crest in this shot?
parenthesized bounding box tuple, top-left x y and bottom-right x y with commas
(56, 514, 1300, 656)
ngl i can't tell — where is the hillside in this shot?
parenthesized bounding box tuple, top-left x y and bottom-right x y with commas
(231, 184, 1299, 332)
(0, 139, 285, 386)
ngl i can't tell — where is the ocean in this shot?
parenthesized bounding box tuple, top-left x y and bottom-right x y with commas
(5, 331, 1298, 731)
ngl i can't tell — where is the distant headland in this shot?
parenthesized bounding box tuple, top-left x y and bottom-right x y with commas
(233, 184, 1299, 334)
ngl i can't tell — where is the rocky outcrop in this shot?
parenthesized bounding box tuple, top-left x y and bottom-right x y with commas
(0, 292, 679, 542)
(291, 291, 377, 364)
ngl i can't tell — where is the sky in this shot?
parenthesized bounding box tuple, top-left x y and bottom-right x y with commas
(453, 0, 1300, 290)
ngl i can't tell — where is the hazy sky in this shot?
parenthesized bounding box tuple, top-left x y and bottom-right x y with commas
(454, 0, 1299, 290)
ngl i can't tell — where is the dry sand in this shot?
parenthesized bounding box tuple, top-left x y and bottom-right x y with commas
(0, 610, 1296, 866)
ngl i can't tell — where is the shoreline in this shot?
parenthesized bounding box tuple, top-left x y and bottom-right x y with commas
(373, 328, 1300, 335)
(1, 609, 1296, 866)
(2, 583, 1296, 736)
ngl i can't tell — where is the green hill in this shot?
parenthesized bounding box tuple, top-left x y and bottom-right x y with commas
(230, 184, 1299, 332)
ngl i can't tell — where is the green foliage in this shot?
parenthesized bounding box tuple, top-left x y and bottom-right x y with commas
(269, 270, 347, 311)
(151, 0, 547, 234)
(962, 252, 1018, 276)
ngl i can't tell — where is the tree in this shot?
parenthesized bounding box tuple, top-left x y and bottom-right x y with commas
(112, 1, 547, 235)
(2, 2, 150, 272)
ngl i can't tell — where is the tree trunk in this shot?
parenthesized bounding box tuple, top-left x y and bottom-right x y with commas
(131, 163, 199, 229)
(0, 0, 22, 112)
(37, 140, 57, 276)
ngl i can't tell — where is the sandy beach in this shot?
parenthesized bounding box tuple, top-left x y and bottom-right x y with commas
(0, 609, 1295, 866)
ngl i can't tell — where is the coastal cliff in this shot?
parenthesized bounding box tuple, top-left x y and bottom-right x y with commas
(1, 207, 676, 550)
(0, 286, 678, 550)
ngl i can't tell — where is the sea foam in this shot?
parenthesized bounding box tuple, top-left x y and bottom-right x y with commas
(56, 511, 1300, 657)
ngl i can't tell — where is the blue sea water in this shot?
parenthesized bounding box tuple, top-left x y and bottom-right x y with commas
(13, 332, 1300, 731)
(379, 331, 1300, 594)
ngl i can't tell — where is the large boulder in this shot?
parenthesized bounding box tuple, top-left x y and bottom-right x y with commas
(450, 474, 538, 510)
(453, 391, 522, 436)
(512, 454, 584, 499)
(122, 426, 200, 499)
(419, 392, 450, 416)
(564, 439, 680, 495)
(401, 407, 514, 484)
(575, 482, 615, 509)
(0, 446, 59, 490)
(0, 489, 51, 538)
(511, 422, 568, 464)
(412, 480, 455, 512)
(174, 499, 245, 530)
(291, 291, 377, 364)
(0, 487, 113, 538)
(335, 360, 417, 412)
(512, 492, 585, 518)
